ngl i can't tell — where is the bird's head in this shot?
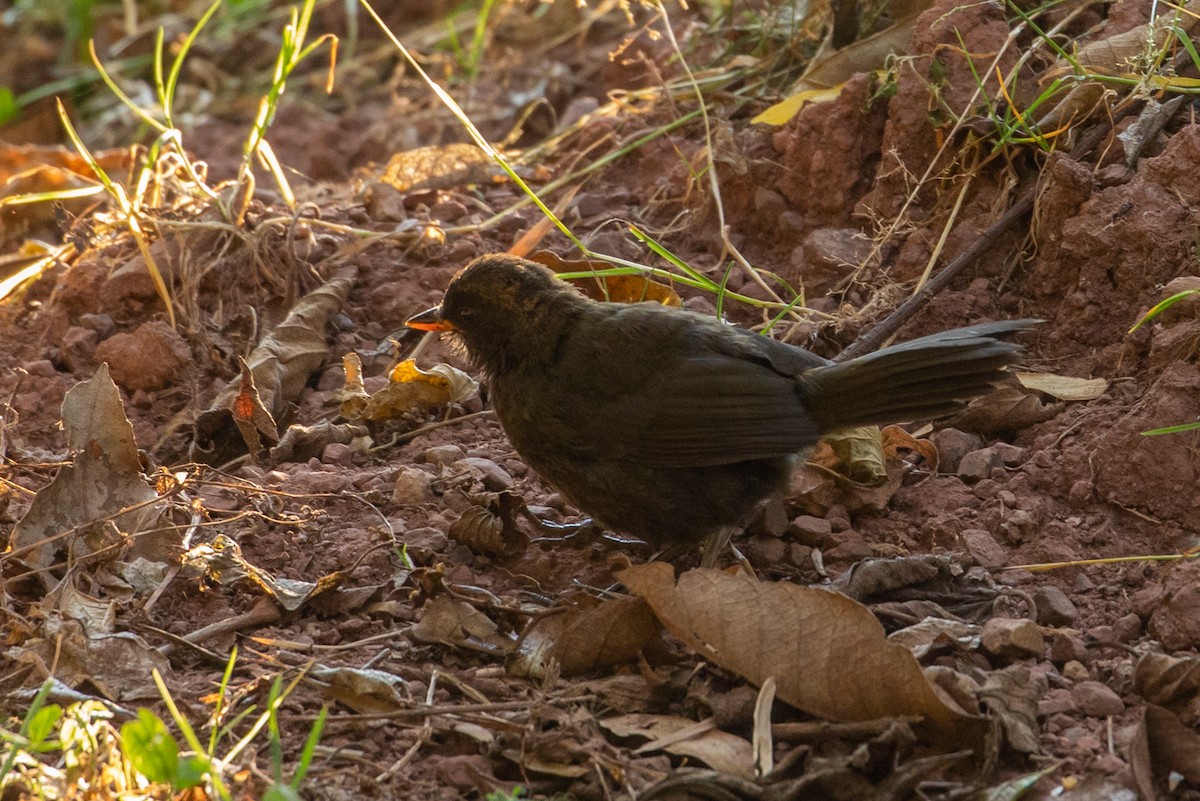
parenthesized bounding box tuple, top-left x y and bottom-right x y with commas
(406, 254, 585, 376)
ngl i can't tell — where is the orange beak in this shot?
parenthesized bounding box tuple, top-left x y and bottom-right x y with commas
(405, 306, 455, 332)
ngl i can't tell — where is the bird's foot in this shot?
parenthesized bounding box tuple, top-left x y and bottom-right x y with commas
(523, 511, 601, 543)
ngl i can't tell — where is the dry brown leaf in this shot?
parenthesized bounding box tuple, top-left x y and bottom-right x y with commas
(600, 714, 754, 779)
(1143, 704, 1200, 783)
(511, 595, 662, 678)
(344, 358, 479, 422)
(946, 384, 1062, 433)
(1015, 372, 1108, 401)
(180, 534, 344, 612)
(619, 563, 987, 745)
(10, 364, 165, 582)
(752, 5, 928, 125)
(412, 595, 514, 655)
(447, 491, 527, 557)
(231, 355, 279, 454)
(311, 665, 409, 714)
(1134, 651, 1200, 716)
(270, 420, 369, 463)
(194, 272, 355, 462)
(1036, 4, 1200, 132)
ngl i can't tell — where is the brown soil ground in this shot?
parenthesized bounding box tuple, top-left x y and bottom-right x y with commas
(2, 1, 1199, 799)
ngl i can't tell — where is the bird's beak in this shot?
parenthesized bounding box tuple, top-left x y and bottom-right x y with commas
(405, 306, 456, 332)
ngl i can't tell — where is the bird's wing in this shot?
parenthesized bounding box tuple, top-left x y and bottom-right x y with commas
(610, 354, 822, 468)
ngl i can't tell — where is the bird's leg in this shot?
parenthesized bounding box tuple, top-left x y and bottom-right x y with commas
(700, 527, 752, 570)
(520, 507, 601, 543)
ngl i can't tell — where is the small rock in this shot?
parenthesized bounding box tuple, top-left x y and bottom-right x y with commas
(825, 504, 851, 532)
(962, 529, 1007, 568)
(753, 188, 787, 222)
(59, 326, 99, 373)
(1068, 479, 1093, 506)
(95, 320, 191, 392)
(1048, 631, 1089, 665)
(1113, 613, 1142, 643)
(322, 442, 354, 466)
(1149, 559, 1200, 649)
(930, 428, 982, 473)
(796, 228, 876, 295)
(1037, 688, 1077, 716)
(972, 478, 1002, 500)
(981, 617, 1044, 659)
(996, 569, 1035, 586)
(1032, 585, 1078, 625)
(748, 497, 788, 537)
(998, 509, 1036, 545)
(745, 535, 788, 567)
(1074, 572, 1097, 592)
(22, 359, 57, 378)
(997, 490, 1017, 507)
(788, 515, 833, 547)
(822, 530, 872, 562)
(787, 543, 814, 567)
(1071, 680, 1124, 717)
(1062, 660, 1089, 682)
(423, 444, 465, 466)
(306, 472, 350, 494)
(392, 467, 434, 504)
(455, 457, 513, 491)
(990, 442, 1027, 466)
(958, 447, 1004, 482)
(78, 313, 115, 339)
(430, 199, 468, 223)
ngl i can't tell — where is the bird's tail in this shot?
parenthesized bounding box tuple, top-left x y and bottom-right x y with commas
(796, 319, 1038, 432)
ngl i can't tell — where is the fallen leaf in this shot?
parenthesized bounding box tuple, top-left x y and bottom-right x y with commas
(511, 595, 662, 678)
(619, 563, 987, 745)
(1015, 372, 1108, 401)
(9, 364, 165, 584)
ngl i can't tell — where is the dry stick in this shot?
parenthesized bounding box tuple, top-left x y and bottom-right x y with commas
(834, 118, 1120, 363)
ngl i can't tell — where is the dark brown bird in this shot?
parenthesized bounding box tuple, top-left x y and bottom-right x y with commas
(407, 254, 1034, 549)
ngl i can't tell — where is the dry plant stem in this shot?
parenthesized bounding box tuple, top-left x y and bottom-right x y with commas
(771, 716, 924, 742)
(837, 117, 1118, 362)
(836, 189, 1037, 362)
(655, 1, 790, 310)
(178, 595, 282, 648)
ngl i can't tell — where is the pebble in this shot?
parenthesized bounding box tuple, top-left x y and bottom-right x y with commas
(930, 428, 982, 473)
(990, 442, 1027, 466)
(746, 535, 788, 567)
(981, 617, 1044, 658)
(825, 504, 851, 532)
(1048, 631, 1089, 665)
(1062, 660, 1089, 682)
(788, 515, 833, 547)
(454, 457, 514, 491)
(961, 529, 1007, 568)
(748, 497, 788, 537)
(1071, 680, 1124, 717)
(392, 466, 434, 504)
(424, 444, 466, 466)
(822, 530, 872, 562)
(1037, 688, 1076, 716)
(1032, 585, 1078, 625)
(958, 447, 1004, 482)
(1112, 613, 1142, 643)
(322, 442, 354, 466)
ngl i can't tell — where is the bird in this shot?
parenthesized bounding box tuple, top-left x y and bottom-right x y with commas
(407, 254, 1035, 555)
